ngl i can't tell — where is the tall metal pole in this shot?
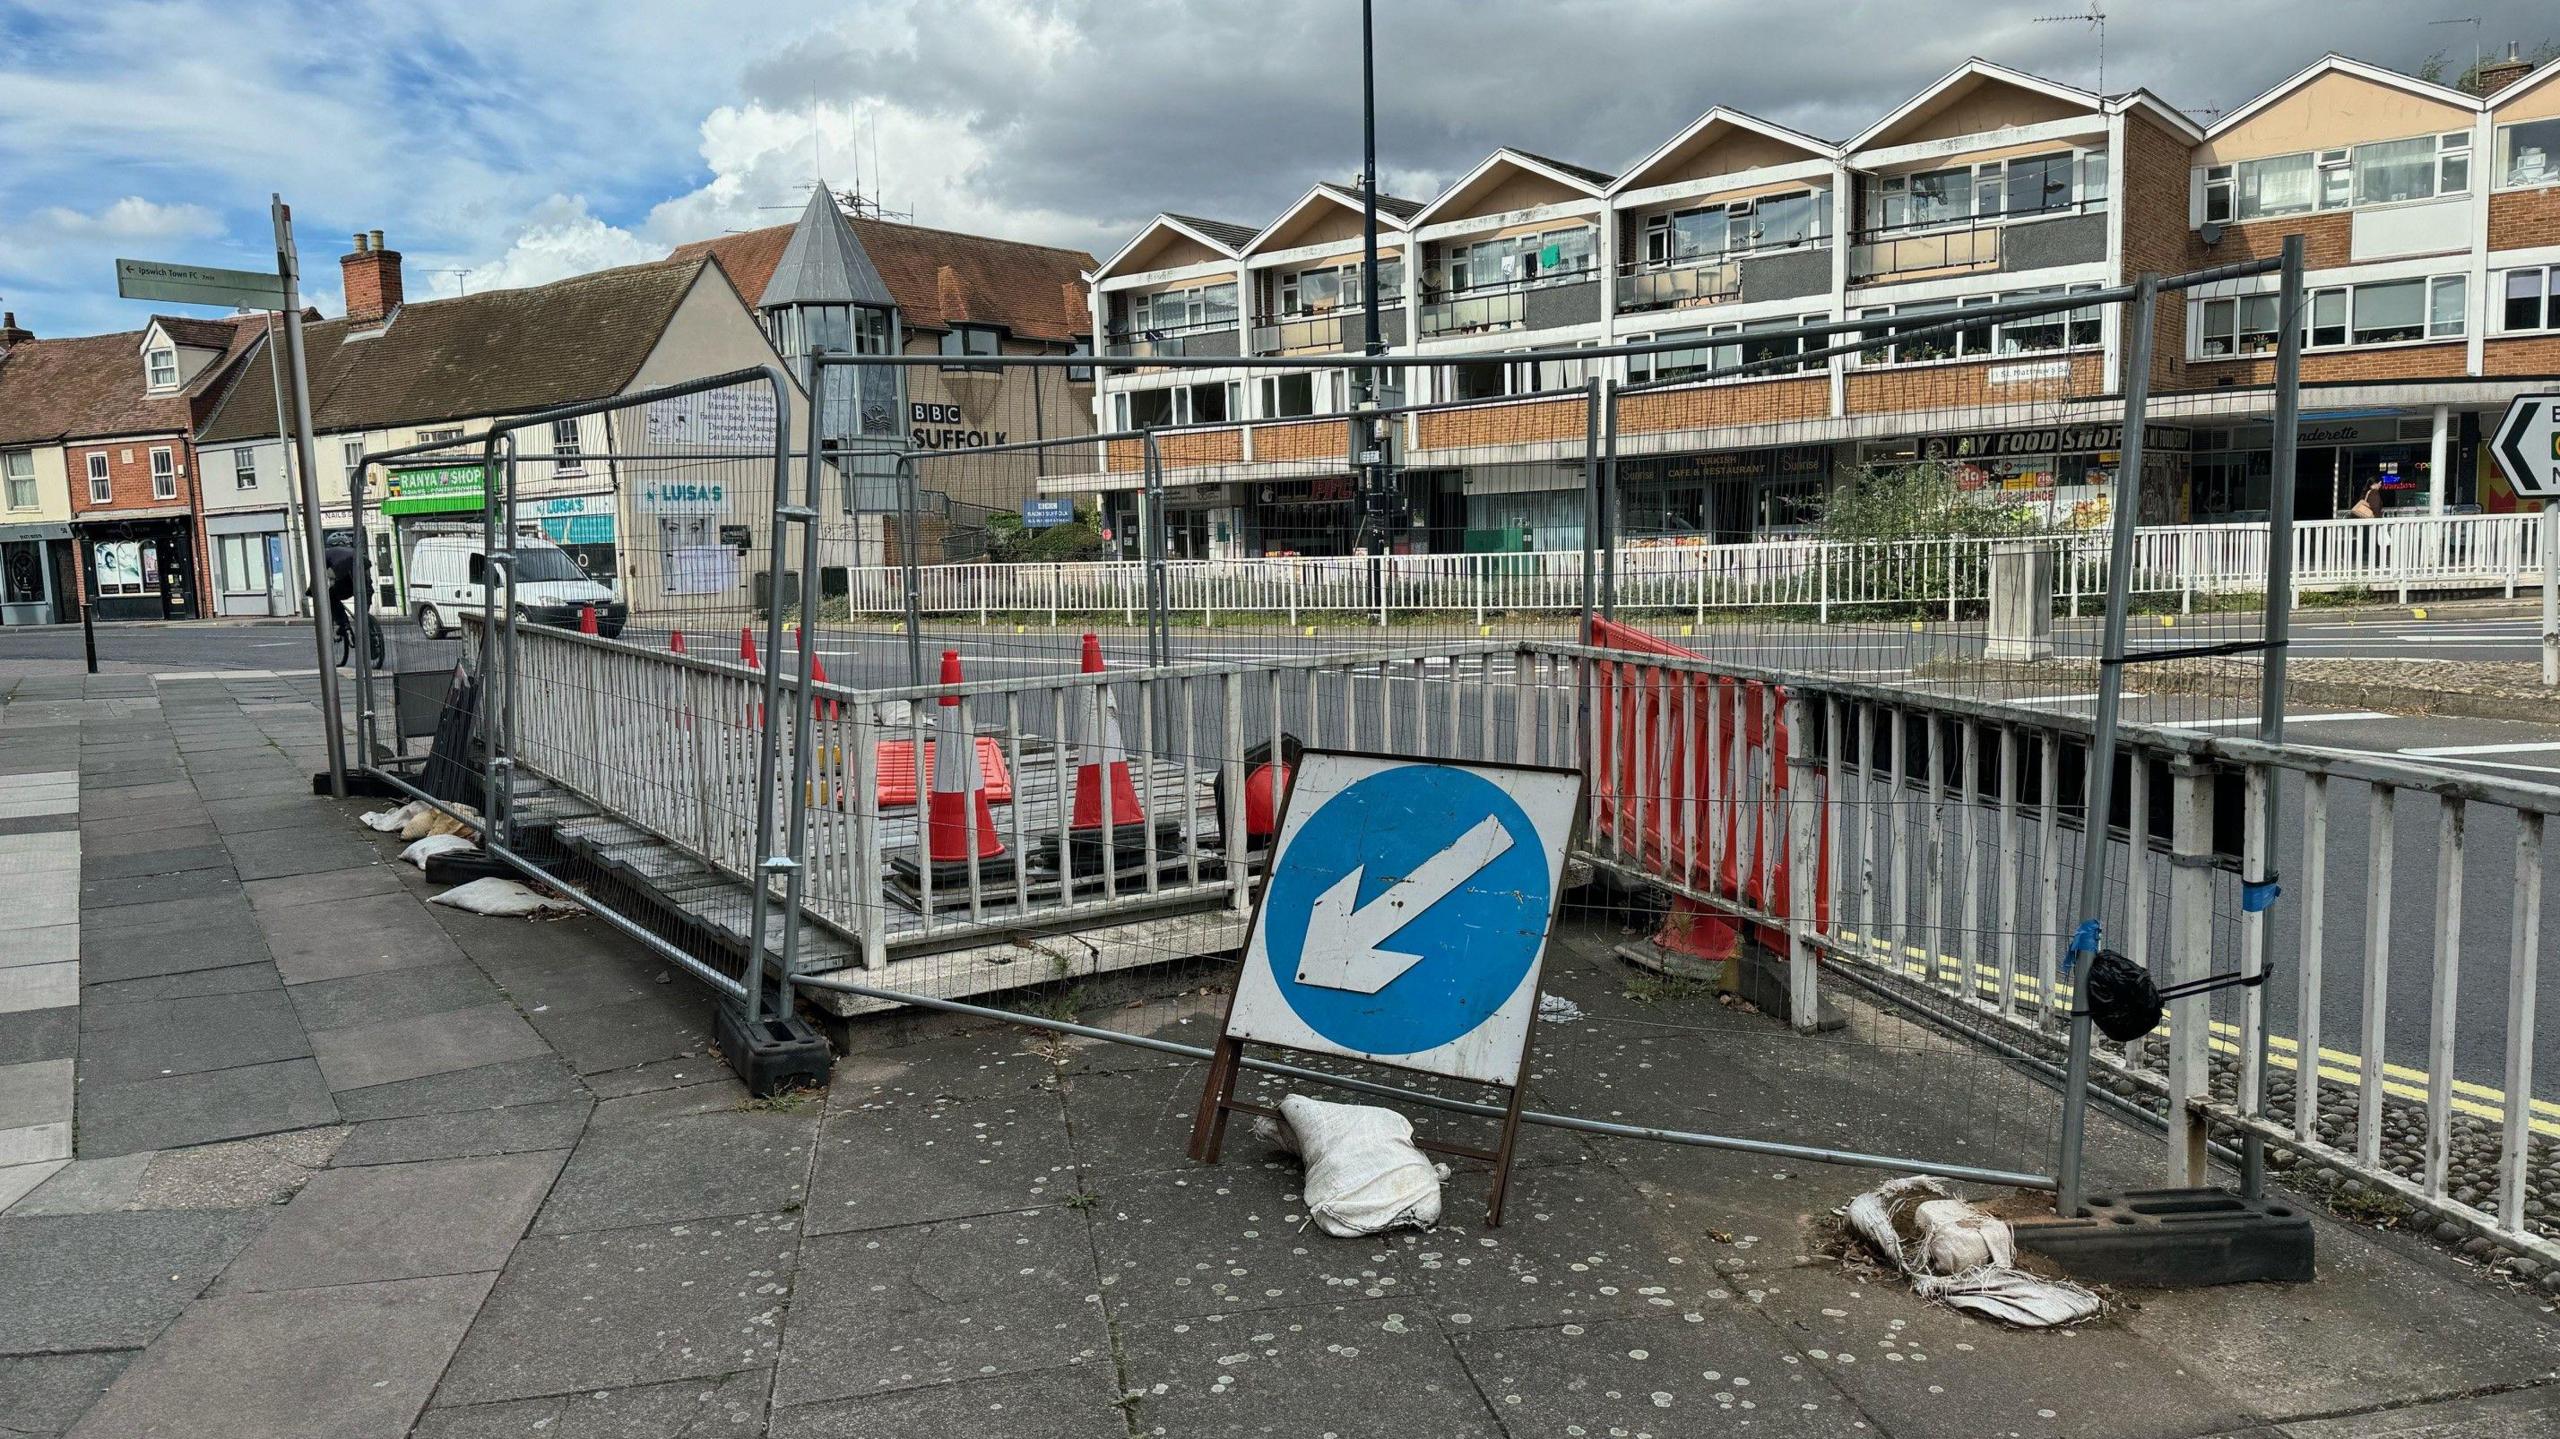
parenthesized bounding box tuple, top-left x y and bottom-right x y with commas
(1580, 378, 1601, 637)
(263, 314, 307, 614)
(273, 196, 346, 797)
(2056, 272, 2160, 1215)
(2243, 234, 2307, 1200)
(1356, 0, 1386, 604)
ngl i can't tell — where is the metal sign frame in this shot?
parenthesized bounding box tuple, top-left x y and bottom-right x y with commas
(1188, 747, 1585, 1226)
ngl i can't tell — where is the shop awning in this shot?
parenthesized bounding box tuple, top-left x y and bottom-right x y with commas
(71, 505, 190, 524)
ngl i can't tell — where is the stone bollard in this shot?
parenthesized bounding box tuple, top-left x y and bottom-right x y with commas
(1986, 538, 2057, 661)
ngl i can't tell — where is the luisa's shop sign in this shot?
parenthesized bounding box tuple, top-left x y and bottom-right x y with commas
(910, 402, 1007, 450)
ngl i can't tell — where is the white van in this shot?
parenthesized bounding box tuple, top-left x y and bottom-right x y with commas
(408, 532, 627, 639)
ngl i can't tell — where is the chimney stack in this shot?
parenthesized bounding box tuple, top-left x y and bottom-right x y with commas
(0, 311, 31, 349)
(2476, 42, 2532, 97)
(341, 229, 404, 324)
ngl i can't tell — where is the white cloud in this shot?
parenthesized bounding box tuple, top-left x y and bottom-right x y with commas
(421, 195, 664, 299)
(0, 197, 224, 273)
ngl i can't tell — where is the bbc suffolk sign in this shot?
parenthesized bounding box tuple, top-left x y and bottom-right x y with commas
(909, 402, 1007, 451)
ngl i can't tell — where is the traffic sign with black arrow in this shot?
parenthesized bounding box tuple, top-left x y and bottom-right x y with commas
(2491, 393, 2560, 499)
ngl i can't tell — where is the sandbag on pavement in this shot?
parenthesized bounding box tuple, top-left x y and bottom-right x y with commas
(1847, 1175, 2101, 1327)
(1257, 1094, 1444, 1237)
(399, 833, 478, 870)
(399, 802, 479, 843)
(428, 877, 577, 919)
(361, 800, 425, 833)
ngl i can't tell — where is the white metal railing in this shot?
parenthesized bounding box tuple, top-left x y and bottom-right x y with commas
(1550, 638, 2560, 1263)
(821, 512, 2546, 626)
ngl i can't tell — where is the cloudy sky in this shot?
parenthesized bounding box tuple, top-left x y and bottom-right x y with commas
(2, 0, 2551, 337)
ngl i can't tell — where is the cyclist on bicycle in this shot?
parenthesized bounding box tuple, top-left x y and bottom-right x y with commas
(321, 544, 357, 644)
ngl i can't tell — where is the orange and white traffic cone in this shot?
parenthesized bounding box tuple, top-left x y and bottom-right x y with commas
(916, 649, 1008, 883)
(1057, 632, 1157, 872)
(739, 626, 763, 727)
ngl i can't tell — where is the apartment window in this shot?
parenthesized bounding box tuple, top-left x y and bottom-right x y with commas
(145, 347, 179, 390)
(148, 447, 176, 500)
(1129, 283, 1237, 334)
(86, 453, 111, 504)
(2293, 275, 2467, 351)
(1871, 152, 2091, 233)
(2080, 149, 2109, 205)
(1447, 227, 1595, 293)
(2228, 133, 2473, 221)
(1446, 361, 1510, 401)
(2000, 152, 2077, 218)
(342, 439, 366, 477)
(1277, 258, 1405, 314)
(1258, 373, 1323, 418)
(2, 450, 33, 510)
(1176, 380, 1236, 424)
(1644, 189, 1829, 264)
(1857, 286, 2101, 364)
(550, 418, 583, 471)
(1066, 338, 1093, 383)
(1120, 389, 1174, 429)
(938, 324, 1002, 370)
(2355, 133, 2469, 206)
(2203, 165, 2235, 224)
(2198, 294, 2280, 357)
(2504, 266, 2560, 332)
(232, 449, 258, 491)
(2499, 118, 2560, 188)
(2235, 152, 2318, 219)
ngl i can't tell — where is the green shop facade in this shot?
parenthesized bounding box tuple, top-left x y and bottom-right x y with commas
(349, 462, 622, 612)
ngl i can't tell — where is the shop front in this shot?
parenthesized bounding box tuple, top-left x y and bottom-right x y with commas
(206, 510, 294, 617)
(75, 511, 199, 621)
(1867, 421, 2195, 529)
(1612, 446, 1832, 544)
(526, 492, 621, 585)
(0, 520, 75, 627)
(2187, 412, 2468, 523)
(377, 462, 490, 609)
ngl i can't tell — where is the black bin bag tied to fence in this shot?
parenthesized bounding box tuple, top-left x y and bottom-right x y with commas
(2080, 946, 2274, 1044)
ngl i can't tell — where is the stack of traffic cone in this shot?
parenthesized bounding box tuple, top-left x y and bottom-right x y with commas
(739, 626, 764, 727)
(1049, 633, 1167, 875)
(896, 649, 1011, 888)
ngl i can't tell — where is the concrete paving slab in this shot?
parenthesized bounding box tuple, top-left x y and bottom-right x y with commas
(0, 924, 75, 972)
(829, 1029, 1067, 1108)
(1086, 1166, 1423, 1325)
(242, 863, 406, 912)
(774, 1206, 1110, 1408)
(1756, 1266, 2259, 1439)
(581, 1056, 736, 1101)
(217, 1150, 566, 1293)
(804, 1091, 1078, 1237)
(2276, 1384, 2560, 1437)
(201, 795, 350, 838)
(80, 842, 229, 883)
(0, 1209, 268, 1352)
(225, 826, 383, 882)
(79, 961, 279, 1007)
(284, 961, 505, 1034)
(1116, 1298, 1502, 1438)
(524, 993, 718, 1075)
(331, 1098, 594, 1167)
(0, 1120, 70, 1168)
(1055, 1064, 1210, 1183)
(124, 1127, 345, 1210)
(768, 1365, 1130, 1439)
(331, 1055, 587, 1123)
(432, 1212, 801, 1407)
(2117, 1221, 2560, 1421)
(75, 918, 272, 985)
(0, 963, 75, 1015)
(0, 1059, 72, 1131)
(77, 890, 255, 939)
(0, 1351, 135, 1437)
(533, 1107, 813, 1235)
(261, 890, 466, 985)
(4, 1152, 155, 1216)
(465, 951, 682, 1018)
(1456, 1309, 1875, 1436)
(306, 1003, 551, 1093)
(63, 1271, 495, 1439)
(582, 1079, 753, 1125)
(77, 863, 236, 908)
(0, 1158, 68, 1212)
(0, 1006, 78, 1066)
(409, 1369, 774, 1439)
(73, 1057, 339, 1157)
(75, 990, 313, 1085)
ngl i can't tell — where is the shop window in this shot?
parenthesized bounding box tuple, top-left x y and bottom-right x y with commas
(87, 453, 111, 504)
(233, 449, 257, 491)
(2503, 266, 2559, 332)
(94, 540, 146, 596)
(3, 450, 34, 510)
(217, 533, 271, 593)
(2500, 117, 2560, 189)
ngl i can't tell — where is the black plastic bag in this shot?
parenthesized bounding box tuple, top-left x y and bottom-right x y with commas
(2084, 948, 2164, 1042)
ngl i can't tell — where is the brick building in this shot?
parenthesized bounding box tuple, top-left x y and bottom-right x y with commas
(1076, 49, 2560, 554)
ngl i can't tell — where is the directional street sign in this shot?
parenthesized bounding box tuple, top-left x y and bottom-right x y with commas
(1219, 750, 1581, 1087)
(2492, 393, 2560, 499)
(114, 258, 289, 310)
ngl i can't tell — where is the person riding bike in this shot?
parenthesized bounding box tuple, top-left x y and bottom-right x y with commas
(311, 544, 381, 667)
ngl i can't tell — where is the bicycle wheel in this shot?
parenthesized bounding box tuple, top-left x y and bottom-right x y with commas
(333, 623, 352, 669)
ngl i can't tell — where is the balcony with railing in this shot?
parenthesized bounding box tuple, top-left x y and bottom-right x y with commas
(1250, 306, 1407, 355)
(1102, 316, 1242, 360)
(1419, 271, 1602, 338)
(1614, 255, 1742, 315)
(1848, 198, 2108, 285)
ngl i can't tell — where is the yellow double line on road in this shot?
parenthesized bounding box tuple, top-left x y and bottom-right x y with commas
(1831, 929, 2560, 1140)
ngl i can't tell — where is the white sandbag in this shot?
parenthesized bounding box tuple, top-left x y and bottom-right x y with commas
(1845, 1174, 2101, 1328)
(361, 800, 425, 833)
(428, 877, 577, 918)
(399, 802, 479, 842)
(1259, 1094, 1443, 1237)
(399, 833, 478, 871)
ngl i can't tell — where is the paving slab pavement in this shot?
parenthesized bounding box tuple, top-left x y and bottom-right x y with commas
(3, 668, 2558, 1437)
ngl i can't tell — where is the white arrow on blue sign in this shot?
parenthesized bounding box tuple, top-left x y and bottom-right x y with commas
(1223, 751, 1581, 1087)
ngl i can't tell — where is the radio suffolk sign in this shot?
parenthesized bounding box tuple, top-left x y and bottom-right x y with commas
(910, 402, 1007, 451)
(644, 388, 778, 449)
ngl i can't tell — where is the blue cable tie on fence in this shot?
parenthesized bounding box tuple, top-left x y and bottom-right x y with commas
(2241, 875, 2282, 913)
(2060, 919, 2102, 979)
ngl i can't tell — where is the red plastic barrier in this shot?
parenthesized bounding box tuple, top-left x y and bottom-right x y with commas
(874, 739, 1015, 808)
(1586, 616, 1829, 960)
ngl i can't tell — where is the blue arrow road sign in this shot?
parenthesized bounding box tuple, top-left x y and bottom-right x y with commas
(1250, 759, 1562, 1066)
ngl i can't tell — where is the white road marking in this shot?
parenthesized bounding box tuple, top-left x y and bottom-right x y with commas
(2399, 740, 2560, 757)
(2400, 755, 2560, 776)
(2394, 636, 2541, 647)
(2158, 711, 2390, 729)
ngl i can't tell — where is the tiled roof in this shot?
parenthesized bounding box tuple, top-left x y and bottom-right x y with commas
(671, 213, 1096, 342)
(1164, 213, 1262, 249)
(197, 259, 705, 444)
(1312, 183, 1427, 222)
(1509, 149, 1616, 187)
(153, 314, 241, 350)
(0, 314, 265, 447)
